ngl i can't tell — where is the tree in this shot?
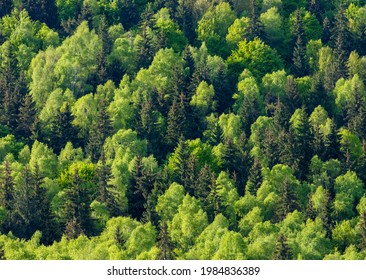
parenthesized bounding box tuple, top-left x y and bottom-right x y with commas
(169, 194, 208, 255)
(48, 103, 78, 154)
(0, 161, 15, 233)
(292, 9, 308, 77)
(15, 94, 36, 142)
(273, 233, 292, 260)
(332, 5, 352, 79)
(289, 108, 313, 179)
(176, 0, 195, 43)
(233, 70, 263, 135)
(95, 153, 121, 217)
(62, 165, 95, 238)
(248, 0, 264, 40)
(86, 99, 112, 163)
(227, 38, 284, 82)
(166, 95, 187, 149)
(226, 17, 250, 49)
(157, 222, 175, 260)
(197, 2, 236, 56)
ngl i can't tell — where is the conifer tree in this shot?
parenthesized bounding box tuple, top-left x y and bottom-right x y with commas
(213, 62, 230, 114)
(0, 161, 15, 233)
(176, 0, 195, 43)
(15, 94, 36, 141)
(289, 108, 313, 179)
(170, 137, 191, 187)
(245, 156, 263, 196)
(293, 10, 308, 77)
(284, 76, 301, 118)
(322, 17, 331, 44)
(0, 161, 14, 214)
(128, 155, 156, 220)
(308, 0, 321, 21)
(49, 103, 78, 154)
(95, 153, 121, 217)
(248, 0, 264, 40)
(182, 154, 198, 196)
(195, 165, 215, 207)
(157, 222, 176, 260)
(166, 95, 187, 149)
(63, 168, 94, 238)
(332, 5, 351, 79)
(319, 189, 333, 239)
(86, 99, 112, 162)
(221, 135, 249, 195)
(137, 3, 156, 69)
(276, 176, 298, 221)
(273, 233, 292, 260)
(358, 211, 366, 250)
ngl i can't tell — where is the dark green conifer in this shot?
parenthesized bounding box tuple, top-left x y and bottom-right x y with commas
(273, 233, 292, 260)
(86, 99, 112, 163)
(157, 222, 176, 260)
(292, 10, 308, 77)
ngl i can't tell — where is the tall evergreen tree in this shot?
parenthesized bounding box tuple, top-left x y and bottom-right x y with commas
(245, 156, 263, 196)
(248, 0, 264, 40)
(95, 153, 121, 217)
(157, 222, 176, 260)
(86, 99, 112, 162)
(332, 5, 352, 79)
(289, 108, 313, 179)
(15, 94, 36, 141)
(195, 164, 215, 212)
(276, 176, 298, 222)
(273, 233, 292, 260)
(136, 3, 156, 69)
(49, 103, 78, 154)
(63, 167, 94, 238)
(0, 161, 15, 233)
(284, 76, 301, 117)
(128, 155, 156, 220)
(322, 17, 331, 44)
(176, 0, 196, 43)
(166, 95, 187, 149)
(292, 9, 308, 77)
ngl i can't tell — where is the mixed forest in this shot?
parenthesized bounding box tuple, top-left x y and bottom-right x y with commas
(1, 0, 366, 260)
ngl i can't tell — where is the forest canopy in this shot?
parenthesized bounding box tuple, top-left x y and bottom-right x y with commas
(1, 0, 366, 260)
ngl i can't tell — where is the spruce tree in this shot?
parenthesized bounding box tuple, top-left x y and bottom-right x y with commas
(292, 10, 308, 77)
(0, 161, 15, 233)
(15, 94, 35, 141)
(276, 177, 298, 222)
(273, 233, 292, 260)
(63, 168, 94, 238)
(86, 99, 112, 163)
(285, 77, 301, 121)
(157, 222, 176, 260)
(182, 154, 198, 196)
(128, 155, 156, 220)
(49, 103, 78, 154)
(322, 17, 331, 44)
(0, 161, 14, 214)
(170, 137, 191, 187)
(166, 95, 187, 149)
(308, 0, 322, 21)
(289, 108, 313, 179)
(248, 0, 264, 40)
(195, 165, 214, 206)
(245, 156, 263, 196)
(137, 3, 156, 69)
(332, 5, 352, 79)
(95, 153, 121, 217)
(176, 0, 196, 43)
